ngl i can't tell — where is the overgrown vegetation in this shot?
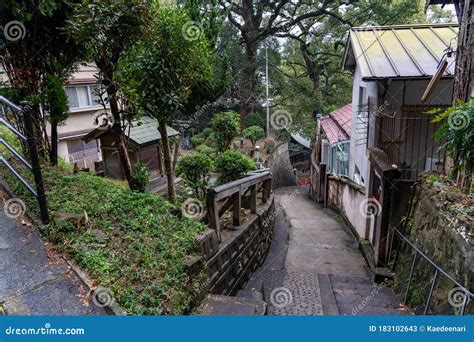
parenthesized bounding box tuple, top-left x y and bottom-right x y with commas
(431, 98, 473, 193)
(2, 161, 206, 315)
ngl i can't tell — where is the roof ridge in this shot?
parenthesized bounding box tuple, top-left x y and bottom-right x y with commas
(352, 23, 458, 31)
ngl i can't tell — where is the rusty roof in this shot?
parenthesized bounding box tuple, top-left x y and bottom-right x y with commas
(343, 23, 458, 80)
(320, 104, 352, 145)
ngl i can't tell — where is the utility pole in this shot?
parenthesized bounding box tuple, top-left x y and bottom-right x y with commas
(265, 46, 270, 138)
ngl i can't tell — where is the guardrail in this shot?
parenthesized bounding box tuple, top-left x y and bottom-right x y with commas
(0, 96, 49, 223)
(206, 171, 272, 242)
(389, 182, 472, 315)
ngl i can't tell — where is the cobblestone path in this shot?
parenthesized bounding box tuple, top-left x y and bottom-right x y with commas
(240, 186, 409, 315)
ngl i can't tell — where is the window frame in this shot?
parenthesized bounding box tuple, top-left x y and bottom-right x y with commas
(65, 84, 105, 110)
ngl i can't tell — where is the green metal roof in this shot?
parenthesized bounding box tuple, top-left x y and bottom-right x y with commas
(127, 116, 179, 145)
(82, 115, 179, 146)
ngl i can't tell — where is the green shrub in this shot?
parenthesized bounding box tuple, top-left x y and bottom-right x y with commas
(201, 127, 212, 139)
(190, 134, 204, 147)
(176, 153, 213, 198)
(130, 162, 149, 192)
(243, 125, 265, 148)
(204, 132, 216, 147)
(211, 111, 240, 152)
(196, 144, 215, 157)
(214, 150, 256, 185)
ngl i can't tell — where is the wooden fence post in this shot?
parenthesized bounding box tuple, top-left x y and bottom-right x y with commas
(250, 184, 257, 214)
(232, 192, 241, 226)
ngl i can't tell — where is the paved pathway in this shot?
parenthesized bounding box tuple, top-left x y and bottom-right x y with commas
(0, 199, 107, 315)
(240, 186, 409, 315)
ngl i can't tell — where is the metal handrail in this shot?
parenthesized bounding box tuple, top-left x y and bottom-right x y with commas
(0, 118, 27, 142)
(0, 156, 37, 196)
(0, 98, 49, 223)
(392, 226, 472, 315)
(0, 138, 32, 170)
(0, 95, 22, 112)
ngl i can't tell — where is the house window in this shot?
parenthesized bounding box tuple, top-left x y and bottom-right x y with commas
(328, 141, 350, 177)
(65, 84, 105, 109)
(358, 86, 366, 115)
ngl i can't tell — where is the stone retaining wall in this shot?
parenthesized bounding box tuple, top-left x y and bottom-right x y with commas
(393, 184, 473, 314)
(187, 197, 275, 306)
(267, 143, 297, 189)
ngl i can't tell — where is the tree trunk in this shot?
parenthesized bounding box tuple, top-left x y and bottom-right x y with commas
(50, 122, 58, 166)
(452, 1, 473, 103)
(172, 131, 183, 172)
(239, 42, 258, 132)
(159, 121, 176, 202)
(101, 72, 134, 188)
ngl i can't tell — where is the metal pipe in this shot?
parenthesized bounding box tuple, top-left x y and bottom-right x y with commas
(0, 96, 22, 112)
(0, 138, 32, 170)
(423, 269, 439, 315)
(0, 156, 37, 196)
(404, 250, 418, 304)
(0, 118, 27, 142)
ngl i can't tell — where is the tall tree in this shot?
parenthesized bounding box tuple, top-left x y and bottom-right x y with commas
(67, 0, 149, 190)
(42, 73, 69, 166)
(121, 7, 213, 201)
(219, 0, 353, 130)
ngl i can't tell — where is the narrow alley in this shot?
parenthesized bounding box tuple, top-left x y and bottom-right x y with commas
(237, 186, 410, 315)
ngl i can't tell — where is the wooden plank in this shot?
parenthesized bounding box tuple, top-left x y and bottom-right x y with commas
(207, 195, 221, 242)
(250, 184, 257, 214)
(262, 179, 271, 203)
(232, 192, 241, 226)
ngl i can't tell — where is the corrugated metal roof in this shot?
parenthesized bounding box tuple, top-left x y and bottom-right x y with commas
(320, 104, 352, 145)
(128, 116, 179, 145)
(291, 133, 310, 149)
(343, 24, 458, 79)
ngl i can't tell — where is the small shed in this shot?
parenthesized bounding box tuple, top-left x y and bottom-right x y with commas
(83, 116, 179, 180)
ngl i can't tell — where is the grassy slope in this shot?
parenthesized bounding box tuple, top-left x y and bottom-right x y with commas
(2, 159, 205, 314)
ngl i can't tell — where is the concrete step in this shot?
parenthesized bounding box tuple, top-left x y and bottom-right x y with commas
(198, 294, 266, 316)
(329, 275, 374, 286)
